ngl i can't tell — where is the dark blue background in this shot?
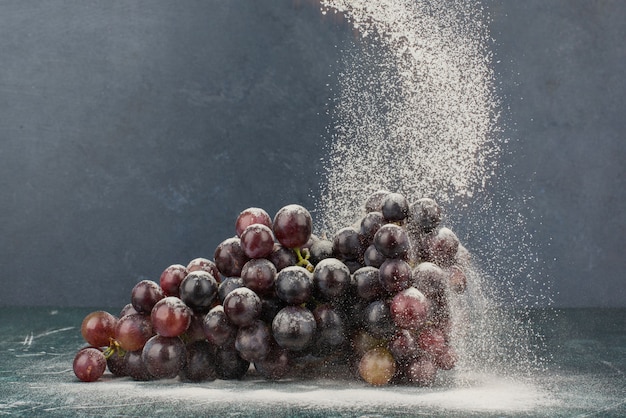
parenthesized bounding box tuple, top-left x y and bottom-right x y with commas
(1, 1, 624, 308)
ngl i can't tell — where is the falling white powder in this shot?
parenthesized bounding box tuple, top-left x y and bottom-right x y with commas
(315, 0, 550, 383)
(316, 0, 499, 234)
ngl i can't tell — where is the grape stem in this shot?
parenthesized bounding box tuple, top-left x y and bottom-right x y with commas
(103, 338, 126, 359)
(294, 247, 314, 272)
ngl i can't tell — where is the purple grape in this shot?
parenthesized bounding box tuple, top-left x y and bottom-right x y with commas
(308, 238, 334, 265)
(115, 313, 154, 352)
(240, 258, 277, 296)
(389, 287, 430, 330)
(379, 258, 413, 294)
(413, 262, 447, 299)
(179, 271, 218, 313)
(373, 224, 410, 259)
(150, 296, 192, 337)
(180, 340, 217, 382)
(332, 227, 362, 261)
(235, 319, 272, 363)
(359, 211, 385, 244)
(363, 244, 386, 268)
(312, 304, 345, 350)
(159, 264, 188, 297)
(218, 277, 244, 303)
(240, 223, 275, 259)
(408, 198, 441, 234)
(235, 207, 272, 238)
(272, 204, 312, 249)
(381, 192, 409, 222)
(131, 280, 164, 314)
(141, 335, 186, 379)
(353, 266, 383, 301)
(124, 349, 153, 381)
(267, 243, 298, 271)
(214, 237, 249, 277)
(364, 190, 390, 213)
(363, 300, 395, 339)
(388, 329, 420, 363)
(275, 266, 313, 305)
(254, 347, 291, 380)
(223, 287, 262, 327)
(187, 258, 221, 284)
(73, 347, 106, 382)
(272, 306, 316, 351)
(313, 258, 351, 301)
(215, 347, 250, 380)
(203, 305, 237, 347)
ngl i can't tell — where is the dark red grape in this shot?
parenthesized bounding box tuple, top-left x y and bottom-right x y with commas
(408, 198, 441, 234)
(131, 280, 165, 314)
(214, 237, 249, 277)
(381, 192, 409, 222)
(259, 295, 286, 324)
(373, 223, 410, 259)
(235, 207, 272, 237)
(223, 287, 262, 327)
(390, 287, 430, 330)
(312, 304, 345, 350)
(272, 204, 312, 249)
(405, 356, 437, 386)
(359, 211, 385, 244)
(353, 266, 383, 301)
(435, 346, 458, 370)
(150, 296, 192, 337)
(388, 329, 420, 362)
(332, 227, 362, 261)
(446, 265, 467, 293)
(420, 227, 459, 266)
(240, 224, 275, 259)
(308, 238, 334, 265)
(119, 303, 138, 317)
(115, 313, 154, 352)
(203, 305, 237, 347)
(363, 300, 395, 339)
(73, 347, 106, 382)
(413, 262, 447, 299)
(187, 258, 221, 284)
(267, 243, 298, 272)
(275, 266, 313, 305)
(363, 244, 386, 268)
(272, 306, 316, 351)
(159, 264, 188, 297)
(358, 347, 396, 386)
(180, 340, 217, 382)
(124, 350, 153, 381)
(218, 277, 244, 303)
(184, 313, 207, 343)
(142, 335, 186, 379)
(364, 190, 390, 213)
(417, 327, 447, 358)
(81, 310, 117, 347)
(179, 271, 218, 313)
(379, 258, 413, 294)
(215, 347, 250, 380)
(254, 347, 291, 380)
(235, 319, 272, 363)
(106, 347, 127, 377)
(313, 258, 351, 301)
(240, 258, 277, 295)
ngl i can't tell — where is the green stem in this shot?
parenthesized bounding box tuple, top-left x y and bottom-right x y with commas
(294, 247, 314, 272)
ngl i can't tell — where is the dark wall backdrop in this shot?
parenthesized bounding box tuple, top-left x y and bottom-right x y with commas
(1, 1, 624, 308)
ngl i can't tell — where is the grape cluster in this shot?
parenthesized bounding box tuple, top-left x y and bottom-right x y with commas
(73, 191, 468, 387)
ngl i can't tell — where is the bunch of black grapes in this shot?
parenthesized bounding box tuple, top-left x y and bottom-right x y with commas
(73, 191, 468, 386)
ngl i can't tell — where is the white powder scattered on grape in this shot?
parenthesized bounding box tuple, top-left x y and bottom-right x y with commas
(316, 0, 550, 383)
